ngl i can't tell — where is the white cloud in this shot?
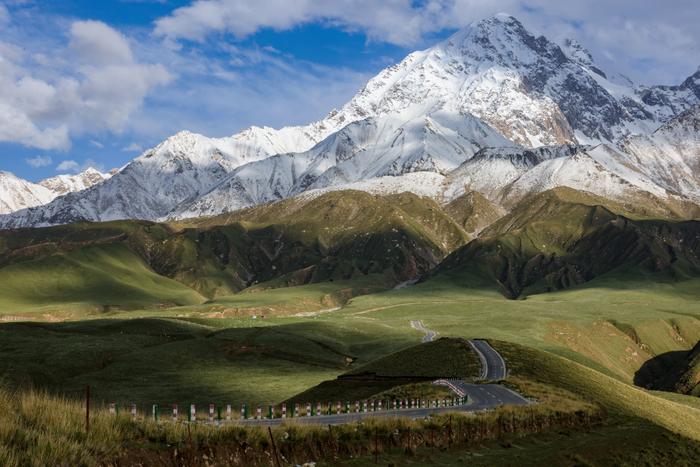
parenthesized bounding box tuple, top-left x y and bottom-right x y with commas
(25, 155, 53, 168)
(0, 20, 172, 150)
(70, 20, 134, 65)
(154, 0, 700, 84)
(125, 44, 370, 139)
(122, 142, 143, 152)
(56, 160, 80, 172)
(90, 140, 104, 148)
(154, 0, 443, 46)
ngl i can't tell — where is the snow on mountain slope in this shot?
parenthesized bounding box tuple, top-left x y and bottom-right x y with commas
(1, 14, 699, 227)
(443, 145, 583, 201)
(443, 143, 671, 206)
(621, 105, 700, 200)
(0, 168, 113, 216)
(636, 68, 700, 123)
(169, 14, 699, 220)
(0, 172, 57, 215)
(168, 111, 513, 218)
(0, 128, 338, 228)
(39, 167, 111, 196)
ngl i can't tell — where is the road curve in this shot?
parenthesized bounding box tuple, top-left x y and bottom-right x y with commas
(410, 320, 438, 343)
(469, 339, 507, 380)
(223, 332, 530, 427)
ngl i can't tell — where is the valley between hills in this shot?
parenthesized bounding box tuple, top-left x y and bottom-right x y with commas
(1, 12, 699, 466)
(1, 186, 699, 465)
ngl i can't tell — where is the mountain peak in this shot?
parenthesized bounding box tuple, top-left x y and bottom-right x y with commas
(81, 167, 102, 176)
(440, 13, 567, 70)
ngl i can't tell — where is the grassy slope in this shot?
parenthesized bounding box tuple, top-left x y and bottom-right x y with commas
(319, 265, 700, 386)
(0, 317, 418, 407)
(1, 186, 700, 462)
(0, 191, 471, 316)
(343, 337, 480, 378)
(2, 267, 697, 420)
(288, 338, 481, 403)
(434, 187, 700, 298)
(0, 244, 203, 317)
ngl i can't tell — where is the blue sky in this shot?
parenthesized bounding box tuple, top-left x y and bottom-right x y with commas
(1, 0, 699, 181)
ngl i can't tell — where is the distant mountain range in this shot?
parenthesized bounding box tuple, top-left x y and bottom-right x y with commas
(0, 168, 110, 215)
(0, 13, 698, 229)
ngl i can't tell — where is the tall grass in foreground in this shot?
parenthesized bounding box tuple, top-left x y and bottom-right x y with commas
(0, 384, 601, 466)
(0, 387, 128, 466)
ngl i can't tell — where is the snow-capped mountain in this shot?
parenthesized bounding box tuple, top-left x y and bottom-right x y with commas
(621, 104, 700, 198)
(169, 14, 700, 218)
(0, 172, 57, 215)
(39, 167, 112, 196)
(0, 167, 111, 215)
(1, 14, 699, 228)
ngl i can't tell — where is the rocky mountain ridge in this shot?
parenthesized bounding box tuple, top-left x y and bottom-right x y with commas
(0, 14, 698, 228)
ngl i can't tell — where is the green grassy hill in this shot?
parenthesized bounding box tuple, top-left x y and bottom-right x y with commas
(0, 191, 471, 316)
(0, 244, 204, 317)
(434, 188, 700, 298)
(287, 337, 481, 403)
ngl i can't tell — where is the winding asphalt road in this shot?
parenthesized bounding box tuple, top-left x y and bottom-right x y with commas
(220, 324, 530, 426)
(469, 339, 507, 380)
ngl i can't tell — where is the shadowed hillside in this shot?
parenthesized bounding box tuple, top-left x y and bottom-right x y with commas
(433, 188, 700, 298)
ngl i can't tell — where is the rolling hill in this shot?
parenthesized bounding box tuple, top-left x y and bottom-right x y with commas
(433, 187, 700, 298)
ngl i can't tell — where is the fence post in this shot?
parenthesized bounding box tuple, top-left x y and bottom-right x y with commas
(316, 402, 322, 416)
(173, 404, 178, 422)
(85, 385, 90, 434)
(190, 404, 196, 422)
(281, 403, 287, 419)
(209, 404, 215, 423)
(355, 401, 360, 413)
(131, 403, 137, 420)
(307, 402, 312, 417)
(268, 426, 282, 467)
(109, 402, 116, 415)
(256, 406, 262, 420)
(226, 404, 232, 421)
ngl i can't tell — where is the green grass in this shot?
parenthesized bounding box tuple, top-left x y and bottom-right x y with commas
(287, 338, 480, 403)
(0, 382, 602, 467)
(0, 318, 417, 407)
(0, 244, 204, 318)
(343, 419, 700, 466)
(344, 337, 480, 378)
